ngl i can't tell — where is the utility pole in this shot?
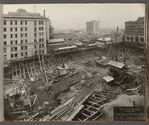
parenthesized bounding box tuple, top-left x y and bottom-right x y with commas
(112, 27, 119, 60)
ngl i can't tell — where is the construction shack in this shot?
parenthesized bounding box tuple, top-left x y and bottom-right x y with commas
(57, 65, 69, 76)
(102, 76, 114, 86)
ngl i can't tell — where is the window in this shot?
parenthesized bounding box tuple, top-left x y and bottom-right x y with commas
(34, 21, 36, 26)
(25, 21, 27, 25)
(4, 34, 6, 39)
(15, 21, 17, 25)
(15, 40, 17, 44)
(4, 41, 7, 45)
(42, 50, 44, 53)
(25, 40, 27, 43)
(25, 27, 27, 31)
(34, 39, 36, 42)
(4, 48, 7, 53)
(21, 27, 23, 31)
(25, 34, 27, 37)
(4, 28, 6, 32)
(26, 52, 27, 55)
(21, 21, 23, 25)
(15, 28, 17, 31)
(4, 55, 7, 59)
(21, 34, 23, 37)
(15, 34, 17, 38)
(4, 21, 6, 25)
(15, 53, 17, 57)
(34, 45, 36, 48)
(21, 53, 23, 56)
(42, 27, 43, 30)
(21, 40, 23, 44)
(34, 33, 36, 37)
(10, 21, 13, 25)
(11, 41, 13, 45)
(11, 28, 13, 31)
(10, 34, 13, 38)
(11, 54, 13, 58)
(15, 47, 17, 51)
(34, 27, 36, 32)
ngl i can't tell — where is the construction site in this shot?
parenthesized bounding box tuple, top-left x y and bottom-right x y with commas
(4, 26, 145, 121)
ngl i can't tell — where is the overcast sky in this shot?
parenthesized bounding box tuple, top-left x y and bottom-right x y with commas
(3, 4, 145, 30)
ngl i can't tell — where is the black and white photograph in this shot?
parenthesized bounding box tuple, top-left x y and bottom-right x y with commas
(2, 3, 147, 121)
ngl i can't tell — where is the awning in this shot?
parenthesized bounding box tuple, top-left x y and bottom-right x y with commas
(57, 46, 77, 50)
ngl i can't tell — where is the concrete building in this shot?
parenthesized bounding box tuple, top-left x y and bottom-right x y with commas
(3, 8, 49, 61)
(125, 17, 144, 43)
(86, 20, 100, 35)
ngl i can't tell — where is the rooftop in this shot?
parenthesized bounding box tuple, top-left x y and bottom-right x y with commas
(4, 8, 47, 19)
(98, 37, 111, 41)
(107, 60, 124, 69)
(48, 38, 65, 43)
(102, 76, 114, 82)
(57, 45, 77, 50)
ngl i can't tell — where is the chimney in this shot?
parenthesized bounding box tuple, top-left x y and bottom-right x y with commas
(43, 10, 45, 16)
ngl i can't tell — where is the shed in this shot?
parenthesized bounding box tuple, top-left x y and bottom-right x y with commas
(102, 76, 114, 83)
(107, 60, 124, 69)
(57, 65, 69, 76)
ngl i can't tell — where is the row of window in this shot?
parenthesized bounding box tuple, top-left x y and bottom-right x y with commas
(4, 34, 28, 39)
(39, 44, 44, 48)
(4, 21, 27, 25)
(34, 38, 44, 42)
(126, 22, 144, 25)
(11, 52, 28, 58)
(4, 27, 27, 32)
(4, 50, 45, 59)
(34, 32, 44, 37)
(34, 21, 44, 26)
(34, 27, 44, 32)
(4, 40, 28, 45)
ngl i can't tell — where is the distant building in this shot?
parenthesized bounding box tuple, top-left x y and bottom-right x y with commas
(47, 38, 67, 52)
(125, 17, 144, 43)
(86, 20, 100, 35)
(3, 8, 50, 61)
(53, 34, 78, 46)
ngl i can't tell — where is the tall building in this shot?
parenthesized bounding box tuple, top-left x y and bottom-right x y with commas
(125, 17, 144, 43)
(86, 20, 100, 35)
(3, 8, 50, 61)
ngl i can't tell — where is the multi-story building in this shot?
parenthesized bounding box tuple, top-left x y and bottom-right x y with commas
(125, 17, 144, 43)
(3, 8, 49, 61)
(86, 20, 100, 35)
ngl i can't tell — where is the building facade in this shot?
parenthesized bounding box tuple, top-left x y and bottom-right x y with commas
(86, 20, 100, 35)
(125, 17, 144, 43)
(3, 8, 49, 61)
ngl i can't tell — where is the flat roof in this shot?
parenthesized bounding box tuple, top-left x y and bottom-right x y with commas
(57, 45, 77, 50)
(98, 37, 111, 41)
(102, 76, 114, 82)
(48, 38, 65, 43)
(88, 44, 97, 46)
(107, 60, 124, 69)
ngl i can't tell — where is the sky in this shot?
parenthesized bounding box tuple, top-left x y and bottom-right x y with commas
(3, 4, 145, 30)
